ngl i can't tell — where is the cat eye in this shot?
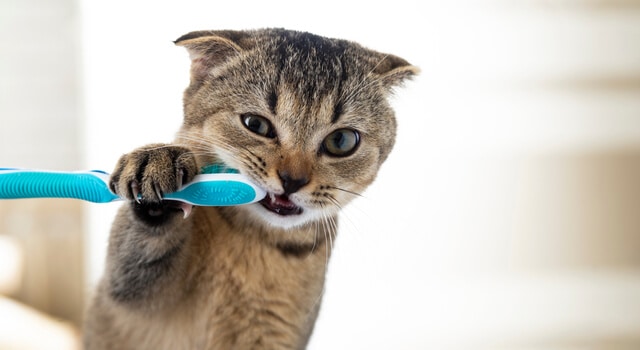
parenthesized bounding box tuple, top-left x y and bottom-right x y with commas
(322, 128, 360, 157)
(241, 114, 276, 138)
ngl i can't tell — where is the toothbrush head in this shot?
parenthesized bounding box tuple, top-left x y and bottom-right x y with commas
(163, 173, 266, 206)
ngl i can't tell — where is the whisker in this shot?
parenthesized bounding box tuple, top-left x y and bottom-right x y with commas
(310, 221, 319, 254)
(175, 129, 254, 166)
(338, 54, 391, 108)
(367, 54, 390, 77)
(325, 195, 343, 211)
(324, 213, 337, 250)
(321, 215, 332, 269)
(140, 144, 187, 152)
(329, 186, 364, 198)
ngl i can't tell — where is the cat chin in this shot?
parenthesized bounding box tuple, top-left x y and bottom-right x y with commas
(247, 204, 313, 230)
(241, 203, 327, 231)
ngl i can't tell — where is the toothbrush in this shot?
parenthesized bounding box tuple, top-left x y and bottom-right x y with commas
(0, 165, 266, 206)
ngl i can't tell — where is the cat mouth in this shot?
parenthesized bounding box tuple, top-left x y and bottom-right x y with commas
(259, 193, 303, 216)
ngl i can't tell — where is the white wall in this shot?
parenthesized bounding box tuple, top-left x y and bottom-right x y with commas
(80, 1, 640, 349)
(0, 0, 81, 170)
(0, 0, 86, 329)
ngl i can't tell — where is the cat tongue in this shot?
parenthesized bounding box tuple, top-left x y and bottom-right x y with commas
(273, 194, 295, 207)
(260, 194, 303, 216)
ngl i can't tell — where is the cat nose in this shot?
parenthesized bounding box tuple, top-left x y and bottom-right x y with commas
(278, 170, 309, 195)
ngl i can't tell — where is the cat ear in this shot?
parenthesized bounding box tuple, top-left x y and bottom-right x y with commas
(372, 54, 420, 89)
(174, 31, 249, 81)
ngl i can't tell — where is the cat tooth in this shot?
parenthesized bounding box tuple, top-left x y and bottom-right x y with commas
(180, 203, 193, 219)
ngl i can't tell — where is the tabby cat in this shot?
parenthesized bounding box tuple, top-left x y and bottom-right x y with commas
(84, 28, 417, 349)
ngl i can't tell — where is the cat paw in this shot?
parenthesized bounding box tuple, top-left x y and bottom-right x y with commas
(109, 143, 197, 204)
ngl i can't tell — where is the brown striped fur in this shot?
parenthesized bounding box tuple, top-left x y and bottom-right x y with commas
(84, 28, 417, 349)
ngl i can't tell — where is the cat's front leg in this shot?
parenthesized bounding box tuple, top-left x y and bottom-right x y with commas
(106, 143, 198, 306)
(110, 143, 198, 222)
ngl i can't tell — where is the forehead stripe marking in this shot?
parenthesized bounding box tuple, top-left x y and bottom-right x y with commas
(330, 101, 343, 124)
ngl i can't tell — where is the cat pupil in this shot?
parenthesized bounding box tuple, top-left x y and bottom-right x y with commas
(248, 119, 263, 132)
(334, 132, 348, 149)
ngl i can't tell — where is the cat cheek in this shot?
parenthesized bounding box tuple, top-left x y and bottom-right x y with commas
(333, 157, 377, 183)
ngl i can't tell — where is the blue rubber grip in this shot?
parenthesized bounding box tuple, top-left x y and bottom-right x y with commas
(163, 176, 260, 206)
(0, 170, 119, 203)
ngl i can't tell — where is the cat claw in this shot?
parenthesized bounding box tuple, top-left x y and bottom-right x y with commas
(153, 184, 164, 202)
(131, 181, 141, 204)
(177, 168, 185, 186)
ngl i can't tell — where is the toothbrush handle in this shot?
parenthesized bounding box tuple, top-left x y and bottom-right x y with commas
(0, 169, 119, 203)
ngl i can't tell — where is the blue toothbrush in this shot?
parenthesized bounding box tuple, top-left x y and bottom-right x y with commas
(0, 165, 266, 206)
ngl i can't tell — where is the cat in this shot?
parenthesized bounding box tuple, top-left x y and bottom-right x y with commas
(83, 28, 418, 349)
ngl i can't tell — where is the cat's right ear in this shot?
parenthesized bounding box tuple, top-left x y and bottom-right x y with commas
(174, 31, 245, 81)
(373, 54, 420, 91)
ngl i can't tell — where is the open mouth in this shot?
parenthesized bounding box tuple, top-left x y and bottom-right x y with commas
(259, 193, 303, 216)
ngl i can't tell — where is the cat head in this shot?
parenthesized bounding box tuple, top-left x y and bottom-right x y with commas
(175, 28, 418, 230)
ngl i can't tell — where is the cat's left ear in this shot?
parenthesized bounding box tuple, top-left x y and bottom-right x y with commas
(373, 54, 420, 90)
(174, 30, 251, 81)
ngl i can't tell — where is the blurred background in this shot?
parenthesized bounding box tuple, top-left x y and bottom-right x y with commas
(1, 0, 640, 349)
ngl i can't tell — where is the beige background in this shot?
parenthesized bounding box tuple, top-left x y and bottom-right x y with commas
(1, 0, 640, 349)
